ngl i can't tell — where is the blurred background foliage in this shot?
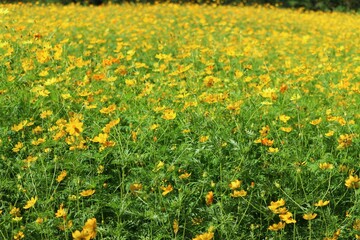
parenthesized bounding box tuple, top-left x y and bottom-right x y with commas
(1, 0, 360, 11)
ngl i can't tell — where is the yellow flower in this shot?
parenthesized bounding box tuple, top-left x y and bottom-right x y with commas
(100, 104, 117, 114)
(280, 127, 292, 133)
(345, 175, 360, 189)
(80, 189, 95, 197)
(259, 125, 270, 137)
(91, 133, 108, 144)
(319, 162, 334, 170)
(65, 118, 83, 136)
(229, 179, 242, 190)
(199, 135, 209, 143)
(179, 172, 191, 179)
(12, 142, 24, 153)
(192, 232, 214, 240)
(303, 213, 317, 220)
(161, 184, 173, 196)
(56, 170, 67, 183)
(40, 110, 53, 119)
(130, 183, 142, 193)
(162, 109, 176, 120)
(268, 221, 286, 231)
(23, 196, 38, 209)
(279, 211, 296, 224)
(268, 147, 279, 153)
(325, 130, 335, 137)
(55, 204, 67, 219)
(279, 115, 291, 123)
(72, 218, 97, 240)
(13, 231, 25, 240)
(205, 191, 214, 206)
(230, 190, 247, 197)
(314, 200, 330, 207)
(268, 198, 286, 213)
(173, 219, 179, 235)
(310, 118, 322, 126)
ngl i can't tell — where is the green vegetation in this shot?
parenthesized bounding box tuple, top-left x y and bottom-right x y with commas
(0, 3, 360, 239)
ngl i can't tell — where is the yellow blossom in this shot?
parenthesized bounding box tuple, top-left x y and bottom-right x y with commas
(192, 232, 214, 240)
(57, 170, 67, 183)
(55, 204, 67, 219)
(161, 184, 173, 196)
(303, 213, 317, 220)
(229, 179, 242, 190)
(310, 118, 322, 126)
(268, 221, 286, 231)
(23, 196, 38, 209)
(345, 175, 360, 189)
(279, 115, 291, 123)
(205, 191, 214, 206)
(230, 190, 247, 197)
(80, 189, 95, 197)
(314, 200, 330, 207)
(199, 135, 209, 143)
(162, 109, 176, 120)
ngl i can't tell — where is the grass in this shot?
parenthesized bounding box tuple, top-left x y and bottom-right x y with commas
(0, 2, 360, 239)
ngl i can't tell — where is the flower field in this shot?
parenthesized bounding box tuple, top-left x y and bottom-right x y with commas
(0, 3, 360, 239)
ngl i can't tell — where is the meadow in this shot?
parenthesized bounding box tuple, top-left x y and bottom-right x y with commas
(0, 3, 360, 239)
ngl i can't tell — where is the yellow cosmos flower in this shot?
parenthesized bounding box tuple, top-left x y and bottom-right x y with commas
(162, 109, 176, 120)
(345, 175, 360, 189)
(100, 104, 117, 114)
(279, 211, 296, 224)
(192, 232, 214, 240)
(280, 127, 292, 133)
(56, 170, 67, 183)
(80, 189, 95, 197)
(12, 142, 24, 153)
(179, 172, 191, 179)
(303, 213, 317, 220)
(325, 130, 335, 137)
(205, 191, 214, 206)
(314, 200, 330, 207)
(229, 179, 242, 190)
(23, 196, 38, 209)
(65, 118, 83, 136)
(130, 183, 143, 193)
(55, 203, 67, 219)
(310, 118, 322, 126)
(161, 184, 173, 196)
(268, 198, 286, 213)
(268, 221, 286, 231)
(199, 135, 209, 143)
(319, 162, 334, 170)
(230, 190, 247, 197)
(279, 114, 291, 123)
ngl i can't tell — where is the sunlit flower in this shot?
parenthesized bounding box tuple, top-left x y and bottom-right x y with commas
(229, 179, 242, 190)
(345, 175, 360, 189)
(268, 198, 286, 213)
(56, 170, 67, 183)
(55, 204, 67, 219)
(23, 196, 38, 209)
(80, 189, 95, 197)
(162, 109, 176, 120)
(161, 184, 173, 196)
(192, 232, 214, 240)
(279, 211, 296, 224)
(303, 213, 317, 220)
(268, 221, 286, 231)
(314, 200, 330, 207)
(205, 191, 214, 206)
(230, 190, 247, 197)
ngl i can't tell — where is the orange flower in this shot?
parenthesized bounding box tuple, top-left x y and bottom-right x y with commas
(205, 191, 214, 206)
